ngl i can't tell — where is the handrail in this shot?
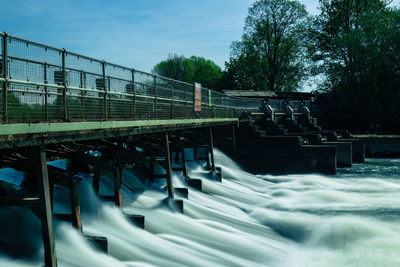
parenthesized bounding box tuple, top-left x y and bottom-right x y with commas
(0, 33, 262, 124)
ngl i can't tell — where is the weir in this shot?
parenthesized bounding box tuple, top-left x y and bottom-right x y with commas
(0, 33, 370, 266)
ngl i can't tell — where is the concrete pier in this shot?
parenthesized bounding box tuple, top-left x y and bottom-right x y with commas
(341, 139, 365, 163)
(233, 136, 337, 175)
(215, 124, 337, 175)
(353, 135, 400, 158)
(251, 117, 352, 170)
(324, 142, 352, 167)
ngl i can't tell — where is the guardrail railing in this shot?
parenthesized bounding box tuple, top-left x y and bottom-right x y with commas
(0, 32, 262, 124)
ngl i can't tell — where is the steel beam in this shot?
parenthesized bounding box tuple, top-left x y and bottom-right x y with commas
(0, 118, 238, 149)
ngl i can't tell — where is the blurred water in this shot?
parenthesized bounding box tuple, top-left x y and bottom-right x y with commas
(0, 151, 399, 266)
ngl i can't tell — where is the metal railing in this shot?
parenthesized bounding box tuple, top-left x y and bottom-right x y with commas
(0, 32, 262, 124)
(266, 99, 310, 113)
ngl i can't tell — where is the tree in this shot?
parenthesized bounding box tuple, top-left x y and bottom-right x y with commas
(310, 0, 400, 132)
(151, 54, 222, 90)
(151, 54, 193, 82)
(310, 0, 391, 91)
(225, 0, 309, 92)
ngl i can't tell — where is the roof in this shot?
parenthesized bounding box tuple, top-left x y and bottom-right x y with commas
(223, 90, 277, 98)
(276, 92, 314, 99)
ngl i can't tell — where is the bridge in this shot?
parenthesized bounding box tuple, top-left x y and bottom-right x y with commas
(0, 32, 267, 266)
(0, 33, 367, 266)
(0, 32, 264, 149)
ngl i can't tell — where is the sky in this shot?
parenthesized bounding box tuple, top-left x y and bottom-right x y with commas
(1, 0, 400, 74)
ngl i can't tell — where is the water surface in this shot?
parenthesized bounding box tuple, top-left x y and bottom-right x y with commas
(0, 152, 399, 266)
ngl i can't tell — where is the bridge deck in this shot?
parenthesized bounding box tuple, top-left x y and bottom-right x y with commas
(0, 118, 237, 149)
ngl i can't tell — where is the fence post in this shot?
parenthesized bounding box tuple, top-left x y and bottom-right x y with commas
(223, 95, 227, 118)
(44, 63, 48, 121)
(131, 68, 136, 120)
(102, 61, 108, 120)
(153, 76, 157, 119)
(62, 49, 68, 121)
(2, 33, 8, 123)
(211, 91, 214, 118)
(184, 89, 187, 118)
(170, 82, 174, 119)
(80, 71, 85, 119)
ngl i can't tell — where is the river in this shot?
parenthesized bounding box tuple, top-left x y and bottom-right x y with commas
(0, 150, 399, 266)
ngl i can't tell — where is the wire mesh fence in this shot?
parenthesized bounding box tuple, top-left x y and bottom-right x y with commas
(0, 33, 265, 124)
(0, 33, 4, 123)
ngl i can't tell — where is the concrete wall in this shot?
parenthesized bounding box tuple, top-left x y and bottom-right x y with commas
(214, 126, 337, 175)
(324, 142, 352, 167)
(353, 135, 400, 158)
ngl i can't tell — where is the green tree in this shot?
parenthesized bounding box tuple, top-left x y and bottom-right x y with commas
(310, 0, 400, 132)
(151, 54, 193, 82)
(310, 0, 391, 90)
(225, 0, 309, 92)
(151, 54, 222, 90)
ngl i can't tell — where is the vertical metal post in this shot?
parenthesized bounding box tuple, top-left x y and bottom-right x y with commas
(31, 145, 57, 267)
(102, 61, 108, 120)
(209, 127, 216, 172)
(131, 68, 136, 120)
(2, 33, 8, 123)
(62, 49, 68, 122)
(184, 90, 187, 118)
(68, 175, 82, 232)
(164, 132, 174, 198)
(113, 148, 123, 209)
(170, 83, 174, 119)
(211, 92, 214, 118)
(153, 76, 157, 119)
(80, 71, 84, 119)
(44, 63, 48, 122)
(112, 165, 122, 209)
(181, 149, 188, 180)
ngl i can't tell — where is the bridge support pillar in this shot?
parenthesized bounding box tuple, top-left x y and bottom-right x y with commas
(181, 148, 189, 179)
(68, 173, 82, 232)
(171, 147, 189, 180)
(149, 155, 155, 184)
(30, 145, 57, 267)
(164, 132, 175, 199)
(232, 125, 237, 156)
(208, 128, 216, 172)
(112, 165, 123, 209)
(93, 168, 100, 195)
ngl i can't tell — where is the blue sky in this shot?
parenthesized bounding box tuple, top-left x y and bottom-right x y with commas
(1, 0, 399, 73)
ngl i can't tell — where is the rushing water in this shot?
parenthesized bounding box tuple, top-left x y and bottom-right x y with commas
(0, 150, 400, 266)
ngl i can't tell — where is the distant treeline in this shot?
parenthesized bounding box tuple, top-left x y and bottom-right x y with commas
(152, 0, 400, 133)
